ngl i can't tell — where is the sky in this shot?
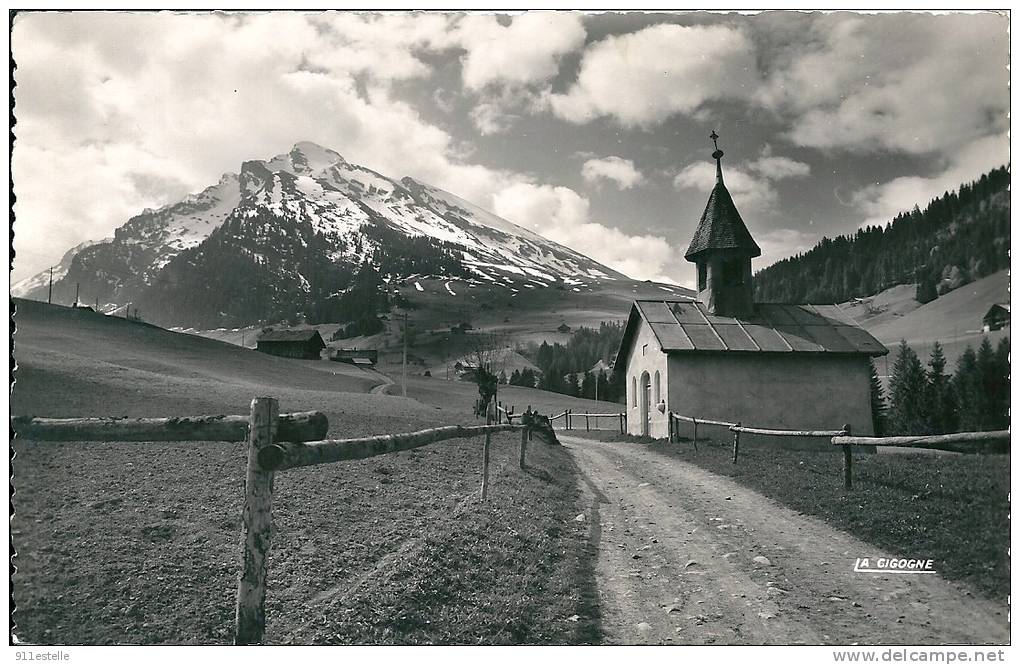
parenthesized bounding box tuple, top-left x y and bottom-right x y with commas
(10, 10, 1010, 288)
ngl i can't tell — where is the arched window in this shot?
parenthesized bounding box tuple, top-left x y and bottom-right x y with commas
(631, 376, 637, 406)
(654, 370, 661, 404)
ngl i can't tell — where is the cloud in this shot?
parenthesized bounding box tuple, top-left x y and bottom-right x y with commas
(756, 13, 1009, 156)
(674, 162, 778, 214)
(454, 13, 585, 135)
(547, 23, 759, 127)
(853, 132, 1009, 229)
(491, 182, 675, 281)
(673, 147, 809, 218)
(581, 156, 644, 190)
(754, 228, 818, 274)
(9, 12, 526, 280)
(456, 13, 586, 91)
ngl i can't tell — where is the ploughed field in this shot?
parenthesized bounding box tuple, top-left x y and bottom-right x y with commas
(11, 300, 605, 644)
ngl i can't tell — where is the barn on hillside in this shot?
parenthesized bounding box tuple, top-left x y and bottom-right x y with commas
(256, 329, 326, 359)
(331, 347, 379, 366)
(615, 134, 888, 446)
(983, 303, 1009, 332)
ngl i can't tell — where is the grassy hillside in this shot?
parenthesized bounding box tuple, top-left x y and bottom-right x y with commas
(173, 275, 692, 378)
(11, 298, 621, 644)
(842, 270, 1009, 372)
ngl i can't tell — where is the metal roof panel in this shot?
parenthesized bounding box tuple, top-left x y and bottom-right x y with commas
(635, 300, 678, 323)
(681, 324, 728, 350)
(649, 322, 696, 351)
(714, 324, 759, 351)
(773, 324, 824, 351)
(743, 324, 793, 351)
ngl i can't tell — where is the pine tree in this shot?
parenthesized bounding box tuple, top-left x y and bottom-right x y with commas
(953, 346, 981, 431)
(596, 369, 610, 403)
(923, 342, 957, 434)
(976, 338, 1008, 430)
(887, 340, 927, 435)
(580, 372, 595, 400)
(868, 358, 887, 436)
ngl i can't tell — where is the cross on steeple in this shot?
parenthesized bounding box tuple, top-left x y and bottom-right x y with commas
(710, 130, 725, 181)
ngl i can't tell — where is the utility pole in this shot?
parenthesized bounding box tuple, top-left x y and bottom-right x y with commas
(402, 311, 408, 398)
(47, 267, 53, 304)
(74, 282, 80, 308)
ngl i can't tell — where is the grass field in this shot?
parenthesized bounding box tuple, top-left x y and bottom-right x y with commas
(845, 270, 1010, 372)
(11, 300, 609, 644)
(584, 431, 1009, 600)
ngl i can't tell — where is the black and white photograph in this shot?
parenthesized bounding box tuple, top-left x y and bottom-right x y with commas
(6, 6, 1013, 657)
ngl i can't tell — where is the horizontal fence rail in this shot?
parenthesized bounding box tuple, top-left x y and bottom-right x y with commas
(730, 425, 847, 437)
(257, 423, 522, 471)
(670, 413, 737, 428)
(548, 409, 626, 433)
(669, 409, 1010, 490)
(11, 411, 327, 443)
(833, 430, 1009, 453)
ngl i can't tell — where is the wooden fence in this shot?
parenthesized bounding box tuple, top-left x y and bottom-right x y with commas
(14, 398, 534, 646)
(548, 408, 626, 433)
(667, 411, 1009, 490)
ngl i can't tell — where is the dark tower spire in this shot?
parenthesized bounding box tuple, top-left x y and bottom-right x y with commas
(711, 130, 724, 183)
(684, 132, 760, 318)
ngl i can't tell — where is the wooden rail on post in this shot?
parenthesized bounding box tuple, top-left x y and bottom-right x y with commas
(481, 432, 491, 501)
(13, 412, 327, 443)
(842, 424, 853, 490)
(234, 397, 279, 646)
(731, 422, 741, 464)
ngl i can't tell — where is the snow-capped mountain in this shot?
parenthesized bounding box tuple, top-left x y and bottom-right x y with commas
(15, 141, 625, 327)
(12, 238, 111, 298)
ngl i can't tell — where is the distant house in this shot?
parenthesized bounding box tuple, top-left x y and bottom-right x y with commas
(331, 347, 378, 366)
(588, 359, 611, 374)
(256, 329, 325, 359)
(557, 323, 572, 334)
(983, 303, 1010, 332)
(454, 360, 480, 380)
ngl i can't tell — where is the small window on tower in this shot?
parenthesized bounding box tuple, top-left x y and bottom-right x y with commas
(697, 263, 707, 291)
(721, 258, 745, 287)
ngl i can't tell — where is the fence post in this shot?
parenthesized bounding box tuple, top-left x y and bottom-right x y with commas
(731, 422, 741, 464)
(234, 396, 279, 646)
(842, 423, 853, 490)
(481, 431, 491, 501)
(692, 418, 699, 452)
(619, 413, 625, 434)
(519, 426, 528, 469)
(585, 410, 589, 431)
(566, 409, 571, 430)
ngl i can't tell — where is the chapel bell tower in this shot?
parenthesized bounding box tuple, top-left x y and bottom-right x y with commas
(684, 131, 761, 318)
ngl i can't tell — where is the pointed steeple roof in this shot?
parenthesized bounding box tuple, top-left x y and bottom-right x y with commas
(684, 132, 761, 261)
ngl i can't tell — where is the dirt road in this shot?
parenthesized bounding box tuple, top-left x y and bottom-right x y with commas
(562, 435, 1009, 645)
